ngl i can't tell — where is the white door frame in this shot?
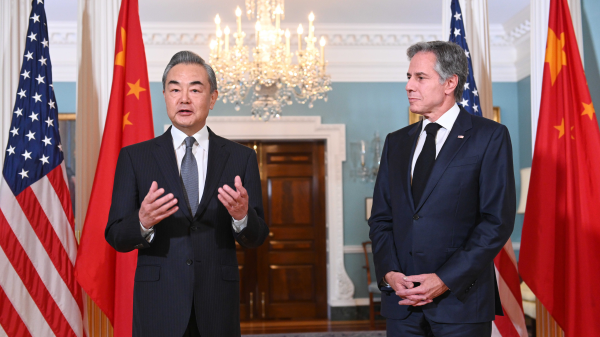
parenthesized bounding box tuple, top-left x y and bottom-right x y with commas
(203, 115, 356, 307)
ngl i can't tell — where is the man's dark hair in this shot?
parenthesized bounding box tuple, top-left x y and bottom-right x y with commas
(162, 50, 217, 93)
(407, 41, 468, 102)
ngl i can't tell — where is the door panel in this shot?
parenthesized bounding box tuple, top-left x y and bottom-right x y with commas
(269, 178, 313, 225)
(269, 265, 315, 301)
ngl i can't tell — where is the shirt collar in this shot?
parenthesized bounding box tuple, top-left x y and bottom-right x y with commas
(171, 124, 210, 151)
(421, 103, 460, 132)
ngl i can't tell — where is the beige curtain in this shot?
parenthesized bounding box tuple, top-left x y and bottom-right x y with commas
(0, 0, 30, 166)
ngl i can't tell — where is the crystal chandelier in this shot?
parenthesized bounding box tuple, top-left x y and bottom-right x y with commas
(209, 0, 332, 121)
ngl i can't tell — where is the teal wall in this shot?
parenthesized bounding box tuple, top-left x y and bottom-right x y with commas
(150, 82, 409, 250)
(515, 76, 532, 256)
(55, 80, 528, 299)
(583, 0, 600, 128)
(53, 82, 77, 113)
(52, 1, 600, 298)
(150, 81, 525, 298)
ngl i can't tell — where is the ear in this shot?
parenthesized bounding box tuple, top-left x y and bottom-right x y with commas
(445, 74, 459, 96)
(209, 90, 219, 110)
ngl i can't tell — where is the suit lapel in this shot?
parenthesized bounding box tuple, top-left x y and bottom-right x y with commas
(194, 127, 230, 220)
(402, 121, 422, 212)
(415, 109, 473, 212)
(152, 127, 193, 221)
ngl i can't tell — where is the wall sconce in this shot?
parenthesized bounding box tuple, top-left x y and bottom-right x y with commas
(350, 132, 381, 183)
(517, 167, 531, 214)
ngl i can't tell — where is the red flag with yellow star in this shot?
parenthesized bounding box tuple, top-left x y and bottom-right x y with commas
(74, 0, 153, 335)
(519, 0, 600, 335)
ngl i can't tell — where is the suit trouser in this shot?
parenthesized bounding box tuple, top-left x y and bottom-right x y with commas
(386, 309, 491, 337)
(183, 302, 201, 337)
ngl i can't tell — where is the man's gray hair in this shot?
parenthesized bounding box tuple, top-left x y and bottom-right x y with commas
(407, 41, 468, 102)
(162, 50, 217, 93)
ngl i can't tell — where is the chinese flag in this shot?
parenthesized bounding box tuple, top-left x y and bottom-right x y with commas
(74, 0, 154, 336)
(519, 0, 600, 335)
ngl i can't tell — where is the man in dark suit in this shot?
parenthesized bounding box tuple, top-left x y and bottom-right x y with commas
(368, 41, 516, 336)
(105, 51, 268, 337)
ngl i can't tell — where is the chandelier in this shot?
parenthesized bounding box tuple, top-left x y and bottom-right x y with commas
(209, 0, 332, 121)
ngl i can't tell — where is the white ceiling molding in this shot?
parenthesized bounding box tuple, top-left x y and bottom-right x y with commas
(47, 21, 77, 82)
(48, 20, 531, 83)
(501, 5, 531, 81)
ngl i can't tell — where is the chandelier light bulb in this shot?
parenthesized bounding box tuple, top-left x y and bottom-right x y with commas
(320, 36, 326, 65)
(215, 14, 221, 25)
(255, 21, 261, 32)
(297, 24, 303, 35)
(308, 12, 315, 41)
(275, 5, 282, 31)
(235, 7, 242, 35)
(285, 29, 291, 57)
(216, 28, 222, 38)
(224, 26, 230, 52)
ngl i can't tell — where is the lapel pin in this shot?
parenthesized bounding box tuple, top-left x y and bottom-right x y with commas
(458, 135, 464, 139)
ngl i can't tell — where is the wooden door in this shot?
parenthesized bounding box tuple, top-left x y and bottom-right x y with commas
(236, 141, 327, 320)
(237, 142, 258, 320)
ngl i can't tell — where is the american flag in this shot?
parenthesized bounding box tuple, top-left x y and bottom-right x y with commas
(448, 1, 527, 336)
(0, 1, 85, 336)
(449, 0, 482, 117)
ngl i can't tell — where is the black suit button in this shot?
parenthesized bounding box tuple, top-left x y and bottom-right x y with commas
(186, 259, 193, 265)
(409, 251, 412, 256)
(413, 214, 420, 220)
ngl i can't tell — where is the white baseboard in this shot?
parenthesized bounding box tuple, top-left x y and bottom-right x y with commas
(330, 297, 380, 307)
(344, 242, 521, 254)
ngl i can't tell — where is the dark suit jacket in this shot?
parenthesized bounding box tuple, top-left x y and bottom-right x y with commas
(105, 126, 268, 337)
(368, 108, 516, 323)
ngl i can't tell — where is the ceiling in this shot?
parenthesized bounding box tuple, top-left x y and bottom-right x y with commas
(45, 0, 529, 26)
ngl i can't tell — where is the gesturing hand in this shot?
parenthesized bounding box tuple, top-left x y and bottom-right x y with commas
(386, 271, 431, 306)
(139, 181, 179, 229)
(396, 273, 448, 307)
(218, 176, 249, 220)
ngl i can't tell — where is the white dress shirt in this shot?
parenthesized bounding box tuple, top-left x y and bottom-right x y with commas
(411, 103, 461, 178)
(141, 125, 247, 242)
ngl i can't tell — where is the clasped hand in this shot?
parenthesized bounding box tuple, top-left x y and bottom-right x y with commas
(385, 271, 449, 307)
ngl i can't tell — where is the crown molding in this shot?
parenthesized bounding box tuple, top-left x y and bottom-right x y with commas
(47, 21, 530, 82)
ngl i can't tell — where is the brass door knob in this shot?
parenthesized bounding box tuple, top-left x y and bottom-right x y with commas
(249, 292, 254, 319)
(261, 292, 266, 318)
